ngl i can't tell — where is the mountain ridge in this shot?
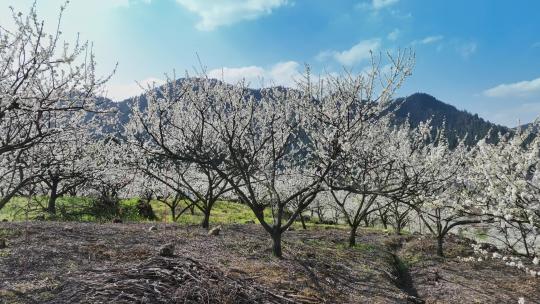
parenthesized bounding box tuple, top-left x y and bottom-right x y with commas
(100, 80, 509, 145)
(392, 92, 508, 146)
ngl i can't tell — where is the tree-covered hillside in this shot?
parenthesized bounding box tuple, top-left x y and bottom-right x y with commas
(106, 87, 510, 147)
(392, 93, 509, 147)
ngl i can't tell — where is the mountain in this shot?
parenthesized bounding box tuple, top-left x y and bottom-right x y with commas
(392, 93, 509, 146)
(101, 81, 509, 146)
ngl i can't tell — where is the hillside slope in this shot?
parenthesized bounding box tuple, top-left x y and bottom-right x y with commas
(101, 82, 509, 145)
(392, 93, 508, 146)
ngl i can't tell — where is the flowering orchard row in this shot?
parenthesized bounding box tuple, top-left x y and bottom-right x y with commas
(0, 5, 538, 260)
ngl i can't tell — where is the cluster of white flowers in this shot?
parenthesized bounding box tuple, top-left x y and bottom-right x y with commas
(458, 243, 539, 277)
(0, 4, 113, 211)
(469, 128, 540, 257)
(457, 256, 476, 262)
(471, 244, 490, 256)
(492, 251, 539, 277)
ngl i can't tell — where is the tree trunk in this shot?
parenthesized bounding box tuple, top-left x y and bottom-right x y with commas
(271, 229, 283, 258)
(0, 175, 33, 211)
(300, 214, 307, 230)
(47, 181, 59, 215)
(170, 206, 177, 222)
(379, 213, 388, 229)
(349, 226, 358, 247)
(201, 209, 211, 229)
(395, 221, 402, 235)
(518, 223, 531, 257)
(316, 209, 324, 223)
(437, 236, 444, 257)
(0, 196, 12, 211)
(68, 187, 77, 197)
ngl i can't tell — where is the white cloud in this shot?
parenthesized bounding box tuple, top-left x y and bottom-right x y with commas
(410, 35, 444, 46)
(0, 0, 153, 33)
(420, 35, 443, 45)
(92, 0, 152, 7)
(390, 9, 412, 19)
(109, 0, 130, 7)
(457, 42, 477, 58)
(318, 39, 381, 66)
(208, 66, 266, 84)
(372, 0, 400, 9)
(483, 77, 540, 98)
(358, 0, 400, 11)
(175, 0, 288, 31)
(487, 102, 540, 127)
(315, 50, 334, 62)
(360, 63, 393, 77)
(208, 61, 301, 88)
(334, 39, 381, 66)
(387, 29, 400, 41)
(105, 77, 165, 101)
(97, 0, 155, 7)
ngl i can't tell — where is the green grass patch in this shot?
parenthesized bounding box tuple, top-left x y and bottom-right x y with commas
(352, 243, 377, 252)
(1, 196, 285, 226)
(0, 196, 345, 231)
(0, 196, 96, 222)
(150, 200, 272, 225)
(400, 251, 422, 267)
(0, 196, 36, 221)
(475, 231, 489, 241)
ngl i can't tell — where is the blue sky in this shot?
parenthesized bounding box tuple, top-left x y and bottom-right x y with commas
(2, 0, 540, 127)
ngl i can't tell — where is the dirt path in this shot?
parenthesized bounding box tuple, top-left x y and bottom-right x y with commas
(0, 222, 538, 303)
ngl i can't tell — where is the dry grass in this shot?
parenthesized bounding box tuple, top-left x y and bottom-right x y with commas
(0, 222, 538, 303)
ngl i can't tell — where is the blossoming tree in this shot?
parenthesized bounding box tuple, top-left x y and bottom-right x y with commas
(471, 125, 540, 257)
(126, 50, 414, 257)
(0, 3, 112, 210)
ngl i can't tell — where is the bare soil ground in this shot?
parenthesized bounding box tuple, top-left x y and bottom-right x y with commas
(0, 222, 538, 303)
